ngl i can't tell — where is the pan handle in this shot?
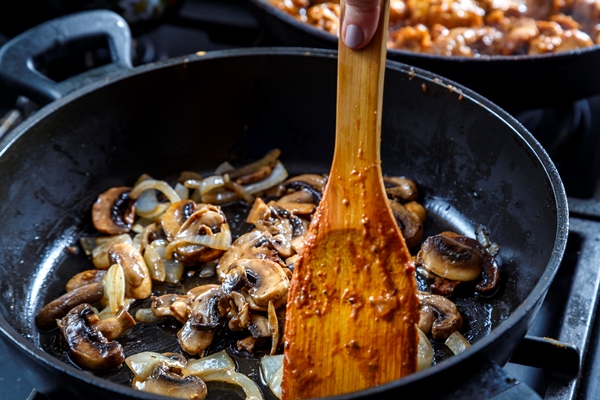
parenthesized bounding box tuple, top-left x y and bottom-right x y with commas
(0, 10, 132, 105)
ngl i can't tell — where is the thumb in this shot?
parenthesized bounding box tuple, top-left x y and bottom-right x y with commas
(341, 0, 381, 49)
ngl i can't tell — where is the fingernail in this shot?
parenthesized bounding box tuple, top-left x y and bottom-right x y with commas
(345, 24, 364, 49)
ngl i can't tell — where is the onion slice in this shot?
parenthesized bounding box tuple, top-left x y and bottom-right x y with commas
(182, 350, 236, 377)
(130, 179, 181, 204)
(126, 352, 186, 381)
(445, 331, 471, 355)
(202, 161, 288, 204)
(102, 263, 125, 314)
(201, 370, 263, 400)
(260, 355, 283, 399)
(417, 327, 434, 371)
(183, 350, 264, 400)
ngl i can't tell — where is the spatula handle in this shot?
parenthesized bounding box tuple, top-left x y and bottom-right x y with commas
(333, 0, 390, 177)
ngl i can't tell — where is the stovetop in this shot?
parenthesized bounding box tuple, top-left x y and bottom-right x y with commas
(2, 0, 600, 399)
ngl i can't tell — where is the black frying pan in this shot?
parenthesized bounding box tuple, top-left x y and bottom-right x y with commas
(0, 10, 568, 400)
(249, 0, 600, 112)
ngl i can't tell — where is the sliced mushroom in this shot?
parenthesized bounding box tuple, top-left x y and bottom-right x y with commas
(417, 292, 463, 341)
(216, 230, 284, 281)
(187, 285, 227, 328)
(227, 291, 251, 331)
(430, 276, 463, 297)
(91, 234, 133, 270)
(276, 174, 327, 201)
(130, 354, 207, 400)
(57, 303, 125, 371)
(384, 176, 419, 202)
(417, 232, 483, 281)
(177, 285, 228, 356)
(389, 200, 424, 248)
(108, 243, 152, 299)
(246, 198, 307, 258)
(152, 294, 192, 324)
(168, 204, 230, 266)
(222, 258, 290, 309)
(96, 307, 136, 341)
(236, 165, 273, 185)
(65, 270, 107, 292)
(419, 231, 500, 295)
(275, 190, 317, 215)
(161, 200, 199, 242)
(178, 320, 216, 357)
(404, 201, 427, 224)
(36, 282, 104, 330)
(92, 187, 135, 235)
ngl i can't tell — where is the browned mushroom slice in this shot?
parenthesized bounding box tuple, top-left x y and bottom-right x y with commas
(91, 234, 133, 270)
(92, 187, 135, 235)
(222, 258, 290, 309)
(65, 270, 107, 292)
(216, 230, 283, 280)
(57, 303, 125, 371)
(389, 199, 424, 248)
(227, 291, 251, 331)
(404, 200, 427, 224)
(134, 364, 207, 400)
(421, 231, 501, 295)
(128, 352, 208, 400)
(384, 176, 419, 202)
(161, 199, 199, 242)
(417, 292, 463, 341)
(36, 283, 104, 330)
(168, 204, 231, 266)
(276, 190, 317, 215)
(247, 198, 308, 258)
(108, 243, 152, 299)
(276, 174, 327, 201)
(417, 232, 483, 281)
(151, 294, 192, 324)
(96, 307, 136, 341)
(177, 285, 228, 356)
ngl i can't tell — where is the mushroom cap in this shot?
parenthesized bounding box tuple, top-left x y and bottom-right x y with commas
(65, 270, 107, 292)
(417, 232, 483, 281)
(216, 230, 283, 281)
(92, 187, 135, 235)
(417, 292, 463, 341)
(133, 364, 208, 400)
(222, 258, 290, 308)
(384, 176, 419, 202)
(57, 303, 125, 371)
(169, 205, 230, 266)
(108, 243, 152, 299)
(389, 200, 424, 248)
(36, 282, 104, 330)
(161, 199, 198, 242)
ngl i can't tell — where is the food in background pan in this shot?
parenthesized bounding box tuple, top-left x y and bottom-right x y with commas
(36, 149, 500, 399)
(268, 0, 600, 56)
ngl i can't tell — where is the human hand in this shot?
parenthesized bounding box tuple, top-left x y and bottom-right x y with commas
(341, 0, 381, 49)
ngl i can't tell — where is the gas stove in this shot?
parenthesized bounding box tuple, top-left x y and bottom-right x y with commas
(1, 0, 600, 399)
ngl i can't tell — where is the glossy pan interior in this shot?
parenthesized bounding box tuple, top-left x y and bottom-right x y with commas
(0, 48, 567, 399)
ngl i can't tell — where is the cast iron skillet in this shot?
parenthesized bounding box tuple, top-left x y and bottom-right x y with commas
(0, 10, 568, 400)
(249, 0, 600, 112)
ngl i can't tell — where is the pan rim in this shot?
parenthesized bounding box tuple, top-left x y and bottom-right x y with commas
(0, 47, 569, 399)
(250, 0, 600, 63)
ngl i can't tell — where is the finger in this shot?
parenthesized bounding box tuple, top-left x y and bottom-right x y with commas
(341, 0, 381, 49)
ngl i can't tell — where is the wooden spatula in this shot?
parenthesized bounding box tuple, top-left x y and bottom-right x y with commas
(281, 0, 420, 398)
